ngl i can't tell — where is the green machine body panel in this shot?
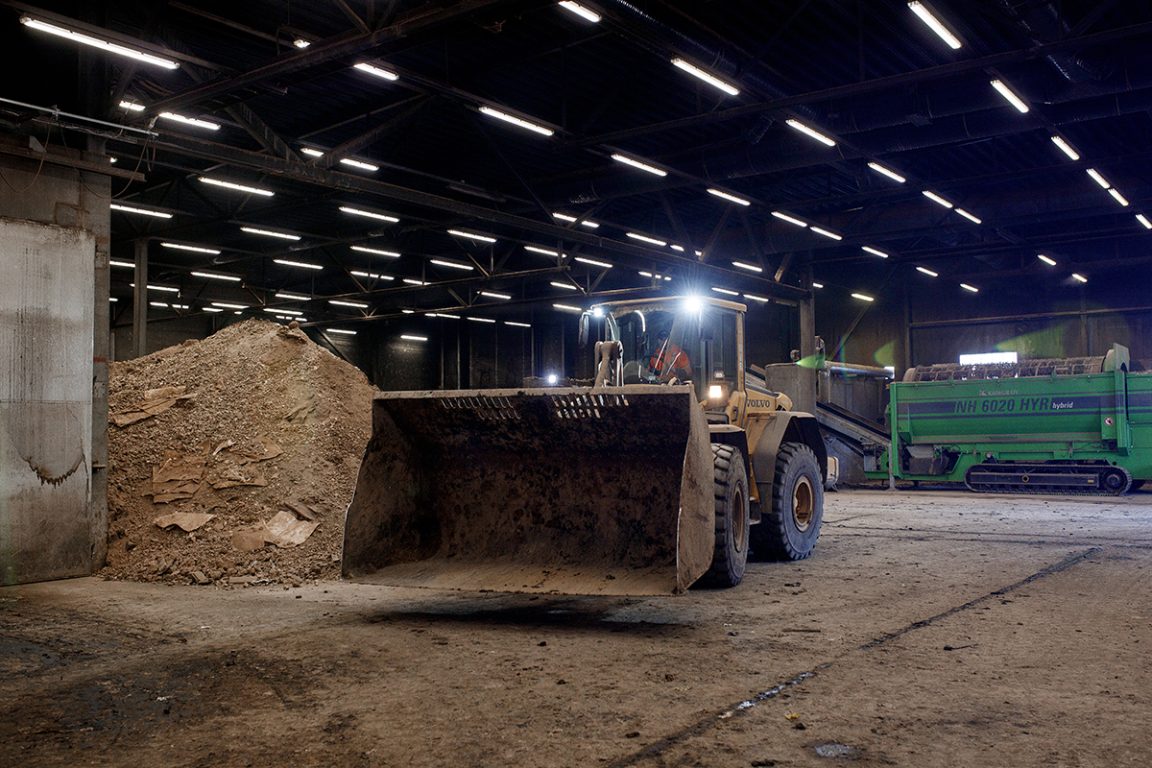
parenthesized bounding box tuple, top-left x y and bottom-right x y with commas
(866, 344, 1152, 493)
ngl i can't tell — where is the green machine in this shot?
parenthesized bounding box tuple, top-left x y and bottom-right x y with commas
(865, 344, 1152, 494)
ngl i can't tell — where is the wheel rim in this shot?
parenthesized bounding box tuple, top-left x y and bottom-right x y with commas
(792, 477, 814, 532)
(733, 487, 748, 553)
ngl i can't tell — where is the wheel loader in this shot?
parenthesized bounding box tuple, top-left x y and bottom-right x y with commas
(342, 295, 828, 595)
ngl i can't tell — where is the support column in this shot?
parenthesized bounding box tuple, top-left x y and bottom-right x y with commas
(132, 239, 148, 358)
(795, 266, 817, 415)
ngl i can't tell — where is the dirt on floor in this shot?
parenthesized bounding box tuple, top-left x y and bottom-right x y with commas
(102, 319, 378, 587)
(3, 489, 1151, 768)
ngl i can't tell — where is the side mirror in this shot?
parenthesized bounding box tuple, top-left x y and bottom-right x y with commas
(578, 312, 590, 348)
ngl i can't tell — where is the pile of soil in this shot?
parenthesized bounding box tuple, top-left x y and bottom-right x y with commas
(102, 320, 379, 587)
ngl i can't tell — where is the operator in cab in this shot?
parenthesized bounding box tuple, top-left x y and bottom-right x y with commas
(648, 328, 692, 383)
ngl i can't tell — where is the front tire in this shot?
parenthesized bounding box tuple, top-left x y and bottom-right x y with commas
(697, 443, 750, 588)
(752, 442, 823, 561)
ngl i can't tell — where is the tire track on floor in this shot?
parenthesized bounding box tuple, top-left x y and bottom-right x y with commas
(603, 546, 1102, 768)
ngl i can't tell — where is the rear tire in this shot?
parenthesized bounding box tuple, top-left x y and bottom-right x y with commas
(752, 442, 823, 561)
(697, 443, 750, 588)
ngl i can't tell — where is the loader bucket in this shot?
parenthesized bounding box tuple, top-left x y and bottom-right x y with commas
(341, 385, 715, 595)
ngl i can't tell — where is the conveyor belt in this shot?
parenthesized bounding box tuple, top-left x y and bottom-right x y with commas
(815, 401, 889, 447)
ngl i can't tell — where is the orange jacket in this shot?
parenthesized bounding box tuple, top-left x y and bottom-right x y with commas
(649, 341, 691, 376)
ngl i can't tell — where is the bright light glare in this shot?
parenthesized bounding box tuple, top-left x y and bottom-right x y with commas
(959, 351, 1016, 365)
(610, 153, 667, 177)
(908, 1, 963, 49)
(20, 16, 180, 69)
(670, 58, 740, 96)
(785, 118, 836, 147)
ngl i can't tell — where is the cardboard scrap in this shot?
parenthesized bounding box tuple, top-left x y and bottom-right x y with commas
(149, 453, 207, 503)
(111, 386, 195, 428)
(210, 466, 269, 489)
(264, 510, 319, 547)
(153, 512, 215, 532)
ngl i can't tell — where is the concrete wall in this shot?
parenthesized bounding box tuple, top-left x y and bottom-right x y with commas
(0, 148, 109, 584)
(111, 314, 214, 360)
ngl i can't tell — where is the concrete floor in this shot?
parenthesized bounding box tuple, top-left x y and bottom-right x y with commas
(2, 489, 1151, 767)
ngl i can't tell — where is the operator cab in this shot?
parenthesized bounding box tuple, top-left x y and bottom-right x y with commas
(591, 296, 745, 406)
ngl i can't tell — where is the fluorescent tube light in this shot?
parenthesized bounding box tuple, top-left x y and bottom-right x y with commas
(1109, 188, 1129, 206)
(161, 241, 220, 254)
(525, 245, 565, 257)
(810, 226, 842, 241)
(20, 16, 180, 69)
(1037, 254, 1057, 266)
(743, 294, 769, 303)
(1050, 135, 1080, 161)
(922, 190, 954, 208)
(711, 287, 740, 296)
(110, 203, 172, 219)
(467, 316, 497, 324)
(273, 258, 323, 270)
(431, 258, 474, 271)
(579, 219, 600, 229)
(1086, 168, 1110, 189)
(916, 266, 939, 277)
(351, 245, 401, 258)
(192, 271, 241, 282)
(478, 105, 555, 137)
(812, 282, 824, 289)
(447, 229, 497, 243)
(263, 307, 303, 316)
(350, 270, 394, 280)
(275, 292, 311, 300)
(328, 329, 357, 335)
(558, 1, 601, 23)
(109, 259, 135, 268)
(907, 1, 962, 49)
(330, 299, 368, 309)
(669, 244, 685, 252)
(339, 157, 379, 172)
(198, 177, 274, 197)
(400, 334, 428, 342)
(960, 283, 979, 293)
(129, 284, 179, 293)
(403, 278, 428, 286)
(293, 38, 311, 49)
(610, 153, 667, 177)
(241, 226, 301, 241)
(771, 211, 808, 227)
(340, 206, 399, 222)
(553, 303, 583, 313)
(118, 100, 145, 112)
(785, 118, 836, 147)
(640, 271, 672, 282)
(867, 162, 906, 183)
(732, 261, 762, 273)
(626, 232, 667, 247)
(353, 62, 399, 81)
(851, 292, 875, 302)
(1137, 214, 1152, 230)
(505, 321, 532, 328)
(707, 188, 752, 206)
(300, 147, 324, 158)
(990, 79, 1029, 113)
(1071, 273, 1088, 283)
(427, 313, 459, 319)
(553, 214, 600, 228)
(552, 212, 577, 222)
(550, 281, 578, 291)
(574, 256, 612, 268)
(203, 307, 223, 312)
(862, 246, 889, 258)
(479, 291, 512, 300)
(670, 58, 740, 96)
(159, 112, 220, 130)
(211, 302, 248, 309)
(955, 208, 982, 224)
